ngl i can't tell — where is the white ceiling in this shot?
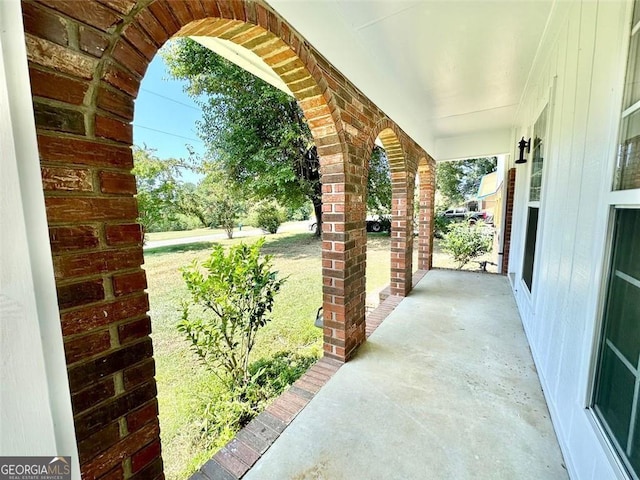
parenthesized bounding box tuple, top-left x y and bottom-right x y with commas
(192, 36, 294, 95)
(263, 0, 555, 160)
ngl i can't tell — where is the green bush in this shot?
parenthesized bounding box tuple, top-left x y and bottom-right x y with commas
(250, 201, 286, 234)
(434, 213, 452, 239)
(441, 221, 493, 269)
(178, 239, 286, 389)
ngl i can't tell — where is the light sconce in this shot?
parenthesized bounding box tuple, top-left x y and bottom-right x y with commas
(516, 137, 531, 164)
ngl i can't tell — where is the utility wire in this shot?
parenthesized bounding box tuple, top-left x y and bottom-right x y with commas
(133, 124, 204, 143)
(139, 87, 201, 111)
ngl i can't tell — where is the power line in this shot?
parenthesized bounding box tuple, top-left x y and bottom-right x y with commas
(133, 124, 204, 143)
(139, 87, 201, 111)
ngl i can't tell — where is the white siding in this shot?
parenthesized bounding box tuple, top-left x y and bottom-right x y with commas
(508, 1, 632, 478)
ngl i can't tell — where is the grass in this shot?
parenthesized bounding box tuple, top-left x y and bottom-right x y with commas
(144, 228, 497, 479)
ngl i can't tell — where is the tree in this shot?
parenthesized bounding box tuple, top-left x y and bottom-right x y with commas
(367, 146, 391, 216)
(164, 39, 323, 234)
(132, 146, 185, 233)
(436, 157, 497, 207)
(176, 182, 209, 228)
(195, 167, 245, 238)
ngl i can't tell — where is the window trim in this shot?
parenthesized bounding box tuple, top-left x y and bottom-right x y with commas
(518, 83, 556, 303)
(587, 4, 640, 478)
(590, 208, 640, 480)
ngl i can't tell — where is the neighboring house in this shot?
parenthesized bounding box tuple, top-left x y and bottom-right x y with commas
(477, 171, 501, 218)
(1, 1, 639, 480)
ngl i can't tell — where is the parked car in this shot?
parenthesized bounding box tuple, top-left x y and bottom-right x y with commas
(442, 207, 469, 219)
(441, 208, 489, 224)
(309, 216, 391, 233)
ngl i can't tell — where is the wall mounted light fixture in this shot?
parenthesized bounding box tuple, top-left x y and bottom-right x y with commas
(516, 137, 531, 164)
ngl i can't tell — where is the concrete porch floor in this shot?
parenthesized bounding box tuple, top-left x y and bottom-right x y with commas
(243, 269, 568, 480)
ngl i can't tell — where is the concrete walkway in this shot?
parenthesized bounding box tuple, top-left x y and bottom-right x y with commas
(243, 269, 567, 480)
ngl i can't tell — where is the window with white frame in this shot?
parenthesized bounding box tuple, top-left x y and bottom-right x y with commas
(616, 1, 640, 191)
(593, 2, 640, 478)
(522, 105, 548, 292)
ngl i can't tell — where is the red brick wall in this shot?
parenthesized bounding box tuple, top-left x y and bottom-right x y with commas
(501, 167, 516, 274)
(417, 157, 436, 270)
(22, 1, 434, 477)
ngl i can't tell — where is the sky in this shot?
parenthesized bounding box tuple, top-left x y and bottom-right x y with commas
(132, 47, 205, 183)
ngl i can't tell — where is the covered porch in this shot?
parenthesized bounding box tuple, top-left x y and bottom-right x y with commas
(195, 269, 567, 480)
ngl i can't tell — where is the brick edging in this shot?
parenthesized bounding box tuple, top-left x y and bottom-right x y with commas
(378, 269, 429, 303)
(190, 293, 407, 480)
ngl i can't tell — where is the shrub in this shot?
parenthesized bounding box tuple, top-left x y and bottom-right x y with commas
(250, 201, 286, 234)
(178, 239, 286, 389)
(434, 213, 452, 239)
(441, 221, 493, 269)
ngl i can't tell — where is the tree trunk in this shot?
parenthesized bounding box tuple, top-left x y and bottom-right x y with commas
(312, 198, 322, 237)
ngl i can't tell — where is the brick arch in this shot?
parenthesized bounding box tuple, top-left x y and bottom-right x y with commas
(417, 156, 436, 271)
(364, 122, 413, 296)
(23, 0, 358, 478)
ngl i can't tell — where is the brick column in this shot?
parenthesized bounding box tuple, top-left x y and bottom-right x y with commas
(320, 150, 367, 361)
(389, 171, 414, 296)
(378, 129, 412, 296)
(417, 158, 436, 271)
(501, 168, 516, 274)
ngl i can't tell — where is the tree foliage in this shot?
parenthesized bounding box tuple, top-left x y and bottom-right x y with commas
(164, 39, 394, 235)
(178, 239, 286, 389)
(197, 167, 245, 238)
(367, 146, 391, 216)
(132, 146, 246, 236)
(164, 39, 323, 232)
(132, 146, 186, 233)
(436, 157, 497, 207)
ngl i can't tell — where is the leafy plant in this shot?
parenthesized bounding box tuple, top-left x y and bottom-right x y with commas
(441, 221, 493, 269)
(367, 146, 391, 217)
(434, 209, 453, 239)
(178, 239, 286, 389)
(250, 201, 286, 234)
(246, 351, 317, 403)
